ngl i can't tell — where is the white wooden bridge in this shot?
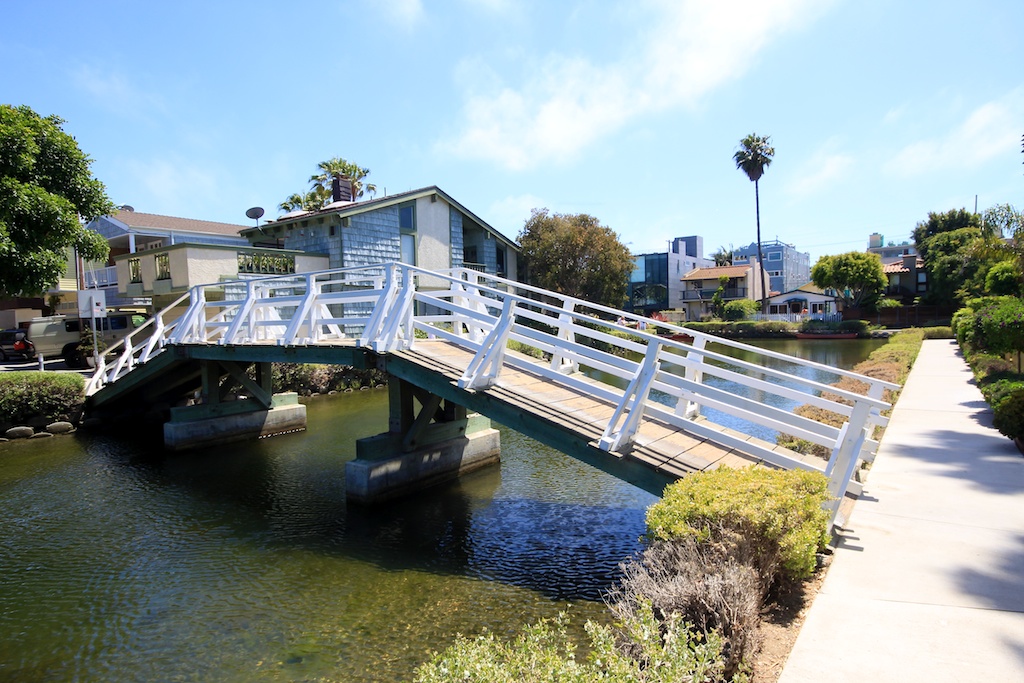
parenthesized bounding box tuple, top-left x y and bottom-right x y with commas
(85, 263, 897, 524)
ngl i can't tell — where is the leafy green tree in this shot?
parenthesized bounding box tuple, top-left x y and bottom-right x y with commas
(734, 133, 774, 312)
(985, 260, 1022, 296)
(982, 203, 1024, 239)
(709, 275, 729, 318)
(920, 227, 983, 305)
(912, 208, 981, 260)
(518, 209, 633, 307)
(0, 105, 112, 296)
(810, 252, 886, 309)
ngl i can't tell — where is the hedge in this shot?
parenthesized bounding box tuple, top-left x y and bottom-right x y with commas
(0, 372, 85, 430)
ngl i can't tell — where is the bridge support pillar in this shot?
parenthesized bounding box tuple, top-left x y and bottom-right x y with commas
(163, 360, 306, 451)
(346, 378, 500, 503)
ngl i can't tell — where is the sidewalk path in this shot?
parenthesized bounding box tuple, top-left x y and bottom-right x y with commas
(779, 339, 1024, 682)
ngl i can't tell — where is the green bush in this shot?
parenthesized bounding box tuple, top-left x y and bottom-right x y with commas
(270, 363, 385, 395)
(645, 467, 831, 584)
(921, 326, 954, 339)
(722, 300, 760, 321)
(0, 372, 85, 429)
(414, 604, 729, 683)
(985, 260, 1022, 296)
(974, 297, 1024, 356)
(992, 386, 1024, 440)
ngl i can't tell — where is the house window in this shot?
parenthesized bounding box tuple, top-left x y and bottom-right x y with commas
(401, 233, 416, 265)
(128, 258, 142, 284)
(155, 253, 170, 281)
(399, 203, 415, 231)
(768, 252, 782, 261)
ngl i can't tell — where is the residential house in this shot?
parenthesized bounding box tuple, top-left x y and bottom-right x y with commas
(628, 236, 714, 314)
(80, 209, 327, 312)
(680, 262, 766, 321)
(765, 283, 840, 317)
(868, 233, 916, 263)
(733, 239, 810, 295)
(882, 254, 927, 304)
(241, 184, 519, 284)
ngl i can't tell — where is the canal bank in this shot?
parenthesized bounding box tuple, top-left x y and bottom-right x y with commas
(779, 340, 1024, 681)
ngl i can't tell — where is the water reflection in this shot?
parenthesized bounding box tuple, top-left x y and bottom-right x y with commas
(0, 391, 653, 682)
(0, 339, 881, 681)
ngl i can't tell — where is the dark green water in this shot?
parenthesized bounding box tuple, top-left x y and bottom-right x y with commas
(0, 339, 884, 682)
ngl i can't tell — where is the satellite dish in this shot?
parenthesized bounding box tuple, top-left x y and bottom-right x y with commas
(245, 206, 265, 220)
(120, 204, 134, 212)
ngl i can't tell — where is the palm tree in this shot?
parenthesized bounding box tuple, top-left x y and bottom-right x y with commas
(310, 157, 377, 200)
(278, 193, 307, 213)
(734, 133, 775, 313)
(711, 244, 734, 266)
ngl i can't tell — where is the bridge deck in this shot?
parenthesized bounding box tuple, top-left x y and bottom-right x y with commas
(397, 340, 821, 480)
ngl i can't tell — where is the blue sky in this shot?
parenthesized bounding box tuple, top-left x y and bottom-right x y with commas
(3, 0, 1022, 263)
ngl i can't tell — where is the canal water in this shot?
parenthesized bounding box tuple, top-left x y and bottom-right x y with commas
(0, 339, 884, 682)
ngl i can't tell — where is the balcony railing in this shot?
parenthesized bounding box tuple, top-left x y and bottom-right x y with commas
(238, 251, 296, 275)
(84, 265, 118, 288)
(682, 287, 748, 301)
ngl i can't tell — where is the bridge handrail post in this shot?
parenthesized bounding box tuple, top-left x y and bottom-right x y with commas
(280, 271, 317, 345)
(824, 398, 873, 523)
(549, 299, 579, 374)
(167, 286, 207, 344)
(360, 264, 399, 348)
(222, 279, 257, 345)
(676, 335, 708, 419)
(458, 297, 516, 390)
(369, 265, 417, 352)
(599, 340, 662, 452)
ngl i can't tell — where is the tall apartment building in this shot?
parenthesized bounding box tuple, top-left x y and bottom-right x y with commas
(628, 236, 714, 313)
(733, 239, 810, 295)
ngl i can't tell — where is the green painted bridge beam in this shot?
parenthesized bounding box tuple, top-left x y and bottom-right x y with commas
(381, 354, 674, 498)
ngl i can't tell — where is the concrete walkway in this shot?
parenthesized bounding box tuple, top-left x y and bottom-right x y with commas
(780, 340, 1024, 682)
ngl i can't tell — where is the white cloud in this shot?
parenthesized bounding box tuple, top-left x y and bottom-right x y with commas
(368, 0, 424, 30)
(885, 89, 1024, 176)
(787, 141, 854, 198)
(72, 66, 167, 119)
(438, 0, 830, 170)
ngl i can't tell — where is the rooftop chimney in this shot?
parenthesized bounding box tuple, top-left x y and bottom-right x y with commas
(332, 174, 354, 203)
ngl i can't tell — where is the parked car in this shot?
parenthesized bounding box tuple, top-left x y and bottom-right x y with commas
(0, 328, 36, 361)
(27, 312, 149, 368)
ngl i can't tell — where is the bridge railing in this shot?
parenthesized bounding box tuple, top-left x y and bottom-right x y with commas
(86, 262, 898, 523)
(395, 264, 896, 522)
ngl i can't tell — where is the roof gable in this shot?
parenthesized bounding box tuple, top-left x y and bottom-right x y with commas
(108, 210, 249, 237)
(682, 265, 751, 281)
(247, 185, 519, 250)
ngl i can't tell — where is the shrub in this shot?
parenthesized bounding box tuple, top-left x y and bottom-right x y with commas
(974, 297, 1024, 356)
(0, 372, 85, 429)
(992, 386, 1024, 440)
(921, 326, 954, 339)
(838, 319, 869, 334)
(414, 603, 728, 683)
(722, 300, 759, 321)
(645, 467, 831, 585)
(270, 363, 385, 395)
(606, 538, 760, 678)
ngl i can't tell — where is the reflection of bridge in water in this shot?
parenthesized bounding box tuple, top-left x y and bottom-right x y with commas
(85, 263, 896, 527)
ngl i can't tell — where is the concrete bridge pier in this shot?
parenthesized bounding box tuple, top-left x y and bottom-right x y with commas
(163, 359, 307, 451)
(346, 377, 500, 504)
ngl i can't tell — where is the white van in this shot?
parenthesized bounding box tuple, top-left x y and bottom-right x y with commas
(28, 312, 149, 368)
